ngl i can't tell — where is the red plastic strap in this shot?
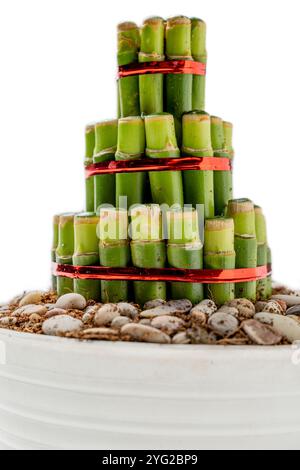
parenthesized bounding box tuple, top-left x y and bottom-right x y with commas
(118, 60, 206, 78)
(53, 263, 270, 284)
(85, 157, 231, 178)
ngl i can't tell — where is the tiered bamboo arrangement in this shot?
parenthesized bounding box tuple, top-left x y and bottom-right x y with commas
(52, 15, 272, 306)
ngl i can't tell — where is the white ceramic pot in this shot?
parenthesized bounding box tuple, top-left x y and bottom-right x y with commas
(0, 328, 299, 450)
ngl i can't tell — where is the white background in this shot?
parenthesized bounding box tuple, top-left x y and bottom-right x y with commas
(0, 0, 299, 302)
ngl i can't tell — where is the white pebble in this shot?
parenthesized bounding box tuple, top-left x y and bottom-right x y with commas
(117, 302, 139, 318)
(151, 315, 184, 335)
(218, 305, 239, 317)
(12, 304, 47, 317)
(191, 299, 217, 316)
(227, 298, 255, 319)
(82, 327, 117, 339)
(167, 299, 192, 313)
(56, 293, 87, 310)
(143, 299, 166, 310)
(111, 316, 132, 328)
(263, 300, 284, 314)
(272, 295, 300, 307)
(255, 311, 300, 343)
(94, 304, 119, 326)
(19, 291, 43, 307)
(242, 319, 282, 345)
(140, 305, 179, 318)
(172, 332, 191, 344)
(121, 323, 171, 344)
(44, 308, 66, 319)
(42, 315, 83, 336)
(0, 317, 17, 326)
(208, 312, 239, 337)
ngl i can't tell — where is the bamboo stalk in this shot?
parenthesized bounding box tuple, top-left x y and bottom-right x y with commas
(144, 112, 184, 207)
(223, 121, 234, 159)
(227, 199, 257, 300)
(130, 204, 166, 305)
(165, 16, 193, 145)
(115, 116, 146, 209)
(211, 116, 233, 216)
(266, 246, 272, 298)
(167, 208, 204, 303)
(99, 208, 130, 302)
(191, 18, 207, 110)
(182, 111, 214, 218)
(139, 17, 165, 115)
(56, 213, 75, 297)
(204, 217, 235, 305)
(51, 214, 59, 292)
(118, 22, 140, 117)
(84, 124, 95, 212)
(73, 212, 101, 301)
(255, 206, 268, 300)
(93, 119, 118, 214)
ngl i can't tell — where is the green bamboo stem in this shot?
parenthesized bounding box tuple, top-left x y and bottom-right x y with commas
(84, 124, 95, 212)
(118, 22, 140, 117)
(255, 206, 268, 300)
(167, 208, 204, 303)
(227, 199, 257, 300)
(51, 214, 59, 292)
(211, 116, 233, 216)
(115, 116, 145, 209)
(130, 205, 166, 305)
(204, 217, 235, 305)
(165, 16, 193, 145)
(93, 120, 118, 214)
(266, 246, 272, 298)
(191, 18, 207, 110)
(223, 121, 234, 159)
(73, 212, 100, 301)
(144, 113, 184, 207)
(56, 213, 75, 297)
(139, 17, 164, 115)
(182, 111, 214, 218)
(99, 208, 130, 302)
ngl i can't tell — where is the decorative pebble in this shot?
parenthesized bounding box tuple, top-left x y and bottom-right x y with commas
(187, 326, 217, 344)
(42, 315, 83, 336)
(139, 319, 151, 326)
(143, 299, 166, 310)
(29, 313, 42, 323)
(81, 327, 118, 340)
(117, 302, 139, 318)
(111, 316, 132, 328)
(208, 312, 239, 337)
(191, 299, 217, 316)
(227, 299, 255, 319)
(286, 305, 300, 316)
(12, 304, 47, 317)
(242, 319, 282, 345)
(0, 305, 10, 312)
(255, 301, 268, 313)
(140, 305, 179, 318)
(272, 295, 300, 307)
(218, 305, 239, 317)
(167, 299, 192, 313)
(190, 309, 207, 325)
(44, 308, 67, 319)
(0, 317, 17, 326)
(172, 332, 191, 344)
(255, 312, 300, 343)
(121, 323, 171, 344)
(151, 315, 184, 335)
(263, 300, 284, 314)
(56, 293, 87, 310)
(45, 303, 57, 310)
(94, 304, 119, 326)
(19, 291, 43, 307)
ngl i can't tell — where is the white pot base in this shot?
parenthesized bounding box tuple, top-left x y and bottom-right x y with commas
(0, 329, 299, 450)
